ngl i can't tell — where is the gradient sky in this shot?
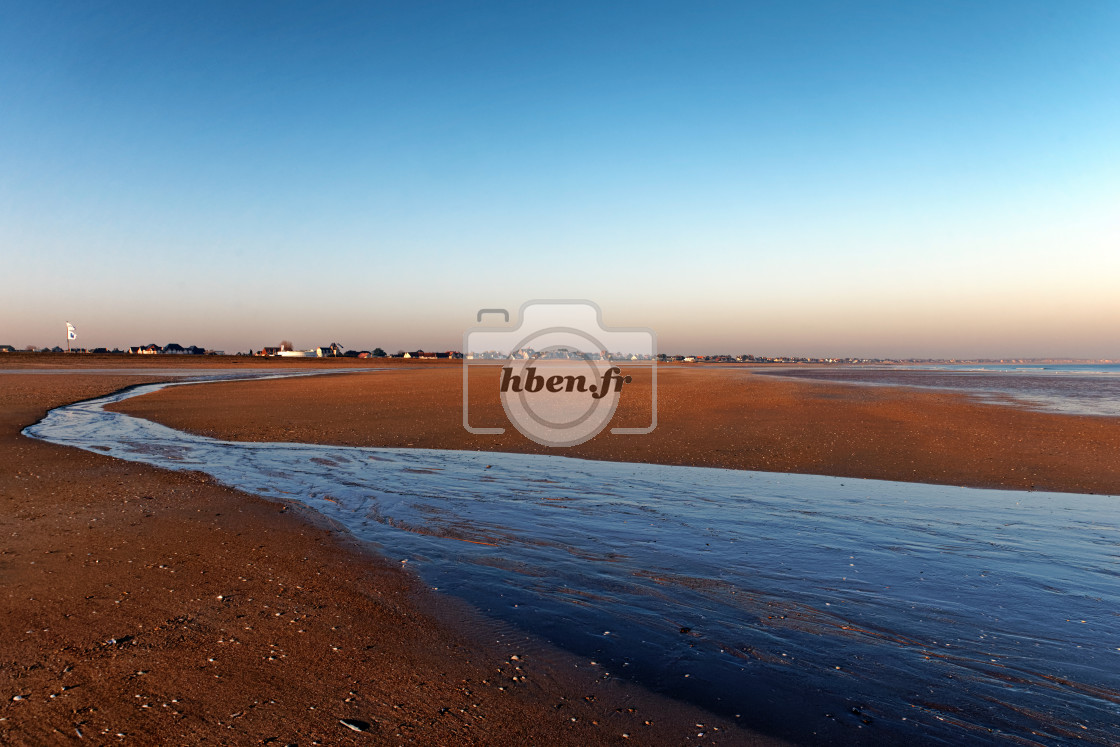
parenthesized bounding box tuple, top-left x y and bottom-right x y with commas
(2, 1, 1118, 357)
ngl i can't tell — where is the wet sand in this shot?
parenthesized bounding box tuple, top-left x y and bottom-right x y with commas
(1, 367, 776, 745)
(5, 355, 1118, 743)
(113, 362, 1120, 495)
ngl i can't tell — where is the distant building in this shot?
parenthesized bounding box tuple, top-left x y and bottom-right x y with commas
(315, 342, 345, 357)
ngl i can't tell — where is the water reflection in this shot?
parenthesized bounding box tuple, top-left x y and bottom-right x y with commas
(24, 380, 1120, 745)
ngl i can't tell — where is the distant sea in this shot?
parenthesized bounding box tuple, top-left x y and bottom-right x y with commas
(757, 363, 1120, 417)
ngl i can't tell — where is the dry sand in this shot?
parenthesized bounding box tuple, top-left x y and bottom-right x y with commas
(0, 364, 778, 746)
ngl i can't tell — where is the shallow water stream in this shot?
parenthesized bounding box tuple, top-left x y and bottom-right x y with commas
(24, 378, 1120, 745)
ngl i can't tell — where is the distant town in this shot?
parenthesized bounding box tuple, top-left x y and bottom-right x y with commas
(0, 342, 1113, 365)
(0, 341, 450, 359)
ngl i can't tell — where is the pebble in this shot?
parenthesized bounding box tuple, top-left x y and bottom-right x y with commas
(340, 718, 371, 732)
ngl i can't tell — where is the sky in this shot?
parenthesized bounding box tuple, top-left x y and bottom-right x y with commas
(2, 1, 1118, 358)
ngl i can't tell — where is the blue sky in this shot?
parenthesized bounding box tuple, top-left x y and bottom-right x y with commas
(2, 1, 1118, 357)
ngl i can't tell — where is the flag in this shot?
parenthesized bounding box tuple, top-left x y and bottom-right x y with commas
(66, 322, 77, 340)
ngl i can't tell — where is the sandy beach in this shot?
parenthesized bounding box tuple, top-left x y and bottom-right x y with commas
(0, 363, 775, 746)
(5, 356, 1119, 744)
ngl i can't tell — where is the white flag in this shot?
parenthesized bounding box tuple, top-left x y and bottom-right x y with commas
(66, 322, 77, 340)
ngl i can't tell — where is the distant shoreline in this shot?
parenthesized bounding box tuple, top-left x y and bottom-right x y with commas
(3, 350, 1115, 366)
